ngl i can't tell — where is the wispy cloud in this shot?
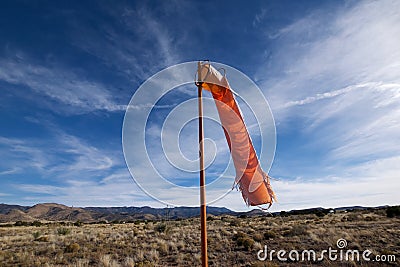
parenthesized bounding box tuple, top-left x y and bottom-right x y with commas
(252, 8, 268, 27)
(253, 0, 400, 208)
(0, 128, 119, 180)
(271, 155, 400, 211)
(0, 56, 126, 114)
(282, 82, 380, 108)
(15, 173, 147, 207)
(259, 0, 400, 144)
(69, 2, 185, 84)
(0, 168, 20, 175)
(15, 166, 237, 208)
(0, 136, 50, 172)
(0, 127, 136, 206)
(55, 133, 116, 173)
(259, 1, 400, 109)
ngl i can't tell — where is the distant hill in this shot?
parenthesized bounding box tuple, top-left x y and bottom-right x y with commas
(0, 204, 29, 213)
(85, 206, 233, 219)
(0, 203, 236, 223)
(0, 203, 390, 223)
(0, 203, 98, 223)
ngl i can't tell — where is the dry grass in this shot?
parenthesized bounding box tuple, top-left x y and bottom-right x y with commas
(0, 209, 398, 266)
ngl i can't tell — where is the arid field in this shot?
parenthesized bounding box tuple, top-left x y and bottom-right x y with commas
(0, 208, 399, 266)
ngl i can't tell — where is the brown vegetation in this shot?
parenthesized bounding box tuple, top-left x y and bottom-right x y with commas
(0, 208, 398, 266)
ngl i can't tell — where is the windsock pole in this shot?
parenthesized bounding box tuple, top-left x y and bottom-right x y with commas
(197, 61, 208, 267)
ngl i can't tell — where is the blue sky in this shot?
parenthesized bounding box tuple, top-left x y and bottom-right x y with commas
(0, 0, 399, 211)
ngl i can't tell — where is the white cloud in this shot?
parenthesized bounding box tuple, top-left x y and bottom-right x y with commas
(0, 136, 50, 172)
(0, 129, 119, 180)
(282, 82, 379, 108)
(251, 0, 400, 210)
(259, 0, 400, 111)
(69, 3, 184, 84)
(258, 0, 400, 155)
(16, 174, 147, 207)
(59, 134, 114, 172)
(0, 57, 126, 114)
(273, 156, 400, 211)
(18, 184, 64, 195)
(253, 8, 268, 27)
(0, 167, 20, 176)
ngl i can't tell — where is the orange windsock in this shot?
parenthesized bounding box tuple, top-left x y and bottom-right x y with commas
(199, 63, 276, 207)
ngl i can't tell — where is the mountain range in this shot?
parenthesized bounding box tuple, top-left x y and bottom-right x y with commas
(0, 203, 238, 223)
(0, 203, 386, 223)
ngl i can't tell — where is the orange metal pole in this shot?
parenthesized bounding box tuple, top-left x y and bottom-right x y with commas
(197, 61, 208, 267)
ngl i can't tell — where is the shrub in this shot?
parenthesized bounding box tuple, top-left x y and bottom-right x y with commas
(124, 257, 135, 267)
(284, 225, 308, 237)
(346, 213, 360, 221)
(31, 221, 42, 227)
(253, 233, 263, 242)
(365, 216, 374, 221)
(99, 254, 119, 266)
(234, 232, 255, 250)
(65, 243, 80, 253)
(158, 242, 168, 255)
(238, 237, 254, 251)
(263, 230, 276, 239)
(155, 223, 167, 233)
(57, 227, 71, 235)
(233, 231, 247, 241)
(314, 210, 326, 217)
(15, 221, 29, 227)
(229, 218, 240, 226)
(146, 249, 159, 262)
(36, 236, 49, 242)
(386, 206, 400, 218)
(32, 231, 41, 240)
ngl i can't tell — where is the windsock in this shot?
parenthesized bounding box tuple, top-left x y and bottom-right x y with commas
(198, 63, 276, 207)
